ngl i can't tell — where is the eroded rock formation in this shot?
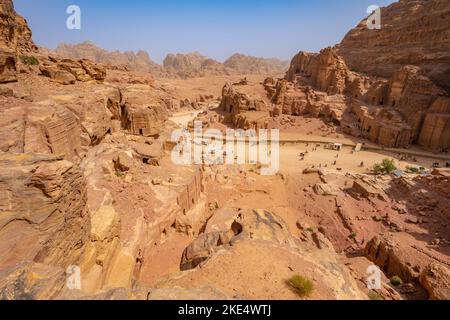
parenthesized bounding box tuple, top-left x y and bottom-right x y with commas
(55, 41, 166, 76)
(0, 0, 37, 83)
(0, 154, 90, 269)
(338, 0, 450, 93)
(159, 208, 365, 300)
(285, 48, 352, 95)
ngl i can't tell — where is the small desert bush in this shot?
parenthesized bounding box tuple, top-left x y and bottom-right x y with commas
(373, 158, 397, 175)
(115, 171, 125, 178)
(349, 232, 357, 239)
(19, 55, 39, 66)
(368, 290, 383, 300)
(288, 274, 314, 298)
(390, 275, 403, 286)
(406, 166, 420, 174)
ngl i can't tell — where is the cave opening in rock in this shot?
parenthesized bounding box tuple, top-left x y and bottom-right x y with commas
(231, 221, 243, 236)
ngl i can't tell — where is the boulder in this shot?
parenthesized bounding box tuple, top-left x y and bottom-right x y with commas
(419, 263, 450, 300)
(40, 65, 76, 85)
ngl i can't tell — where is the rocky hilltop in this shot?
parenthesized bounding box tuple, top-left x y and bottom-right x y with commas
(224, 53, 289, 75)
(0, 0, 37, 83)
(338, 0, 450, 93)
(164, 52, 288, 78)
(0, 0, 36, 53)
(163, 52, 230, 77)
(55, 41, 165, 76)
(55, 42, 288, 79)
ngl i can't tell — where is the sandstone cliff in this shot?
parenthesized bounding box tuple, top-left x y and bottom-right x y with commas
(285, 47, 353, 95)
(0, 0, 37, 83)
(0, 0, 36, 52)
(338, 0, 450, 93)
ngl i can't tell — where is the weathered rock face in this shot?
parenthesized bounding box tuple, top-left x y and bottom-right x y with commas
(386, 66, 445, 138)
(419, 263, 450, 300)
(338, 65, 450, 150)
(365, 236, 418, 283)
(39, 57, 107, 85)
(266, 79, 347, 123)
(285, 48, 351, 95)
(0, 262, 67, 300)
(0, 0, 36, 52)
(338, 0, 450, 93)
(220, 83, 268, 115)
(0, 154, 90, 270)
(346, 101, 414, 148)
(0, 48, 16, 83)
(0, 84, 122, 161)
(120, 84, 170, 136)
(219, 82, 272, 130)
(418, 97, 450, 150)
(0, 0, 37, 83)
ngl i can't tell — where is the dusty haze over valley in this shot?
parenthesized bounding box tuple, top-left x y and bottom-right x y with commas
(0, 0, 449, 302)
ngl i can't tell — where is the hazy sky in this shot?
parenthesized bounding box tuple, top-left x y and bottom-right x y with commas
(14, 0, 396, 63)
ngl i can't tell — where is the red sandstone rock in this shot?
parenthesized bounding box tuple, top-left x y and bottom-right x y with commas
(338, 0, 450, 93)
(285, 48, 351, 95)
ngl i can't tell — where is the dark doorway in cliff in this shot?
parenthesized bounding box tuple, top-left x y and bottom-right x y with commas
(231, 221, 243, 236)
(2, 57, 17, 81)
(139, 129, 144, 135)
(392, 100, 396, 107)
(142, 158, 149, 164)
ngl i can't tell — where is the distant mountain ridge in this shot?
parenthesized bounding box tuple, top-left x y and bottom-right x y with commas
(55, 41, 165, 75)
(54, 42, 288, 78)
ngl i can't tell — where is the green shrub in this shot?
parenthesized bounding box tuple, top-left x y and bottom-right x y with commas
(288, 274, 314, 298)
(390, 276, 403, 286)
(406, 166, 419, 174)
(373, 158, 397, 175)
(19, 55, 39, 66)
(368, 290, 383, 300)
(115, 171, 125, 178)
